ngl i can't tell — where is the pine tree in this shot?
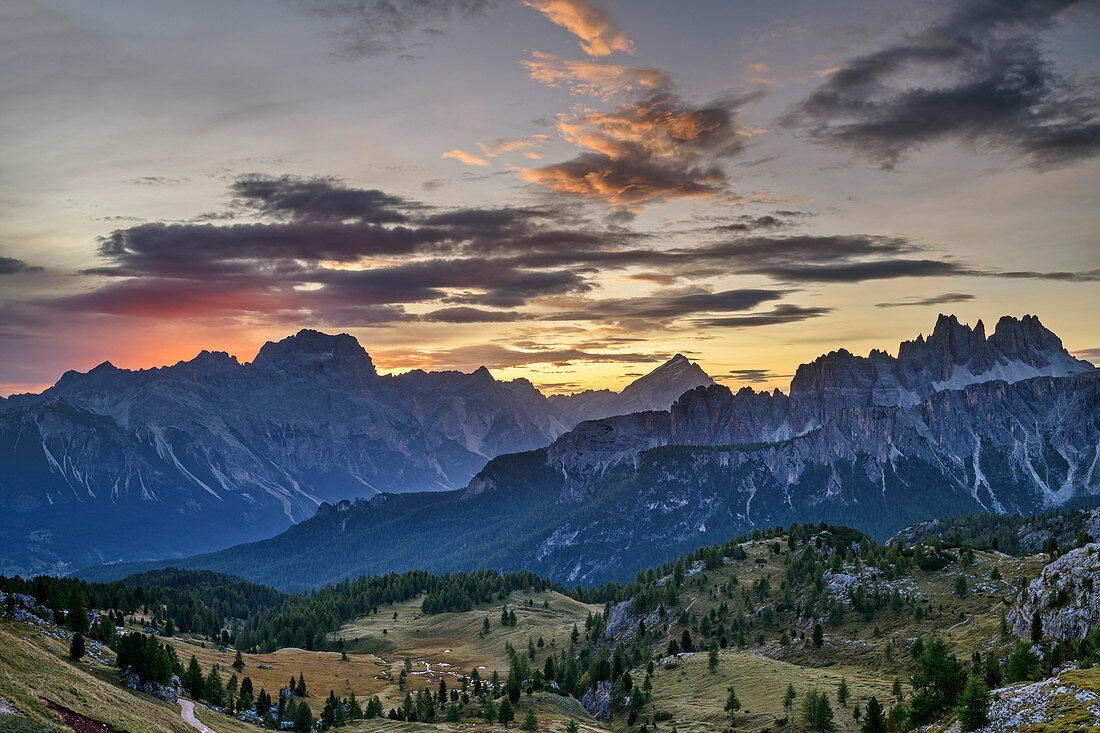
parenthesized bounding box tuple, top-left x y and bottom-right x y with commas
(185, 656, 204, 700)
(233, 649, 245, 672)
(566, 720, 579, 733)
(238, 677, 255, 712)
(708, 641, 719, 672)
(67, 588, 89, 634)
(297, 672, 308, 697)
(724, 685, 741, 723)
(956, 674, 990, 732)
(293, 699, 314, 733)
(861, 696, 886, 733)
(69, 632, 85, 661)
(802, 689, 835, 731)
(204, 665, 225, 707)
(499, 699, 514, 727)
(837, 678, 849, 707)
(812, 623, 823, 648)
(1006, 642, 1040, 682)
(783, 683, 797, 715)
(522, 709, 539, 731)
(1030, 608, 1043, 644)
(226, 675, 238, 712)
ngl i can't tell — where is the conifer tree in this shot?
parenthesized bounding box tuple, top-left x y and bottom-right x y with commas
(69, 632, 85, 661)
(783, 683, 797, 715)
(499, 699, 514, 727)
(67, 588, 89, 634)
(181, 656, 202, 699)
(232, 649, 244, 671)
(204, 665, 225, 707)
(956, 674, 990, 732)
(724, 685, 741, 723)
(238, 676, 255, 712)
(861, 696, 886, 733)
(293, 699, 314, 733)
(522, 709, 538, 731)
(837, 678, 849, 707)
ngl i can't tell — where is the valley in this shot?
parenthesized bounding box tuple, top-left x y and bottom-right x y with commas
(3, 513, 1099, 732)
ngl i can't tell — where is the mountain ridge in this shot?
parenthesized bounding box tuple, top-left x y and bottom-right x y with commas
(73, 314, 1099, 590)
(0, 334, 715, 575)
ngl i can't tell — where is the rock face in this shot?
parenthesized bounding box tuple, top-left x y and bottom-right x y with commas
(1008, 544, 1100, 641)
(77, 314, 1100, 592)
(548, 354, 713, 424)
(0, 333, 712, 574)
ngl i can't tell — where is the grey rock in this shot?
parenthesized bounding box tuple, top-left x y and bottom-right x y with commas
(1008, 544, 1100, 641)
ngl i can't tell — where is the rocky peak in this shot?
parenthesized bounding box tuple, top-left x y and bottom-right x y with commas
(471, 365, 495, 383)
(989, 314, 1075, 367)
(252, 329, 376, 379)
(618, 353, 714, 406)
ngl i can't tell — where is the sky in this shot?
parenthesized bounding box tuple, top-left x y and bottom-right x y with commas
(1, 0, 1098, 396)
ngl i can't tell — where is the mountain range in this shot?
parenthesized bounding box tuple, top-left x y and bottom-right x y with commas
(72, 314, 1098, 591)
(0, 331, 711, 575)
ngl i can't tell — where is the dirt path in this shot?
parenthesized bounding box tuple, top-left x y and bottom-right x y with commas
(44, 700, 124, 733)
(179, 700, 218, 733)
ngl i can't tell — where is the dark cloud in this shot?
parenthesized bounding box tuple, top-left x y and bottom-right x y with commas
(546, 287, 787, 325)
(420, 307, 524, 323)
(784, 0, 1100, 168)
(407, 343, 671, 371)
(992, 268, 1100, 282)
(748, 258, 964, 283)
(0, 256, 43, 275)
(711, 215, 789, 233)
(231, 174, 411, 223)
(696, 304, 831, 328)
(26, 173, 1085, 333)
(1073, 347, 1100, 361)
(876, 292, 976, 308)
(726, 368, 792, 383)
(522, 91, 764, 205)
(296, 0, 491, 59)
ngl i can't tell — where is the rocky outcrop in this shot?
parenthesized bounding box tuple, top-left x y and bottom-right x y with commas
(1008, 544, 1100, 641)
(602, 599, 663, 646)
(579, 681, 615, 720)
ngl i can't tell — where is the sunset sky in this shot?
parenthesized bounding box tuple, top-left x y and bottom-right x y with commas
(2, 0, 1098, 396)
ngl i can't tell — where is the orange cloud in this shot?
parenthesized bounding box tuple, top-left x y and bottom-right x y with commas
(477, 134, 550, 157)
(441, 149, 491, 166)
(555, 96, 731, 159)
(519, 92, 755, 206)
(521, 52, 668, 98)
(521, 0, 633, 57)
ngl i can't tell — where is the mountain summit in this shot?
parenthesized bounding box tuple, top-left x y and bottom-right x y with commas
(68, 314, 1099, 590)
(547, 353, 715, 423)
(0, 335, 715, 574)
